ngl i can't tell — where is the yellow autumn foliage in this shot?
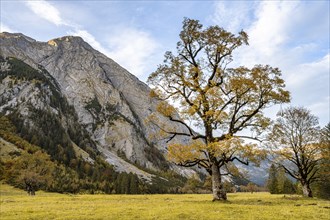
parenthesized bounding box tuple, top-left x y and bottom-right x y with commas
(156, 101, 176, 117)
(167, 142, 204, 164)
(167, 136, 266, 167)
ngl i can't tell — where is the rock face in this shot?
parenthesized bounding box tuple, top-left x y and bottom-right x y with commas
(0, 32, 193, 180)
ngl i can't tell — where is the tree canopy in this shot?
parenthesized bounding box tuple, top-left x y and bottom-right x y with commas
(315, 123, 330, 199)
(147, 18, 290, 200)
(268, 107, 322, 197)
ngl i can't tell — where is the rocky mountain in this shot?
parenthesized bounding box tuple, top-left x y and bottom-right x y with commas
(0, 32, 194, 182)
(235, 161, 270, 186)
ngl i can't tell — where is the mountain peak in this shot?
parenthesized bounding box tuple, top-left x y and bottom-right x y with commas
(0, 32, 86, 48)
(47, 36, 92, 50)
(48, 35, 84, 44)
(0, 32, 36, 42)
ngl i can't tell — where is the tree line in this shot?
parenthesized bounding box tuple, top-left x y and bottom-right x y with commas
(0, 115, 184, 195)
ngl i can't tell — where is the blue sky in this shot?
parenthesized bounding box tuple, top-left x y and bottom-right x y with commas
(1, 0, 329, 126)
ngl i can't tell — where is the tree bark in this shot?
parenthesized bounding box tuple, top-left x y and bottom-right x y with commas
(301, 181, 313, 197)
(211, 163, 227, 201)
(26, 183, 36, 196)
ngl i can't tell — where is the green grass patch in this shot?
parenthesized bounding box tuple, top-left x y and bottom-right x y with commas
(1, 183, 329, 219)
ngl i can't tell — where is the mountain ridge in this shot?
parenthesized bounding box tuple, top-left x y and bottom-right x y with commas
(0, 32, 194, 182)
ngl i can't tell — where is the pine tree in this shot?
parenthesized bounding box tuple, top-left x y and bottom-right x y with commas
(278, 166, 296, 194)
(283, 178, 296, 194)
(276, 166, 286, 193)
(267, 164, 278, 194)
(129, 174, 139, 194)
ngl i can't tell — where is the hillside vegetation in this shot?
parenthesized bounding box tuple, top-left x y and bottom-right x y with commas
(1, 183, 329, 220)
(0, 115, 184, 195)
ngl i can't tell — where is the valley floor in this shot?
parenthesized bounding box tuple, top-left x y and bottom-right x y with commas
(0, 184, 329, 220)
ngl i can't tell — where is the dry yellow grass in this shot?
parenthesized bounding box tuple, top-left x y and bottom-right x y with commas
(1, 183, 329, 220)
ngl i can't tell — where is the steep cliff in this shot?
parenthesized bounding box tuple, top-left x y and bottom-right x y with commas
(0, 32, 193, 181)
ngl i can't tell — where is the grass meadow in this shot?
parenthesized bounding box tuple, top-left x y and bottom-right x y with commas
(1, 184, 329, 220)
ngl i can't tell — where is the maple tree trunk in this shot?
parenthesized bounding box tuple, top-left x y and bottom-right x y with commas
(211, 163, 227, 201)
(301, 181, 313, 197)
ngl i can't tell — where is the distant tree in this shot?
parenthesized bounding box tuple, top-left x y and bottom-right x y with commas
(202, 176, 212, 190)
(314, 123, 330, 199)
(181, 174, 203, 193)
(0, 116, 16, 133)
(268, 107, 322, 197)
(0, 159, 4, 181)
(276, 165, 285, 193)
(129, 173, 139, 194)
(148, 18, 290, 201)
(267, 164, 278, 194)
(282, 178, 296, 194)
(102, 181, 113, 194)
(22, 172, 38, 196)
(223, 180, 235, 193)
(276, 166, 296, 194)
(49, 165, 80, 193)
(246, 182, 257, 193)
(267, 164, 296, 194)
(115, 173, 137, 194)
(7, 151, 54, 195)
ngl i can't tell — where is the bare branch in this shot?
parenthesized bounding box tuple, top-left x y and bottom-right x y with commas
(233, 135, 263, 142)
(230, 157, 249, 166)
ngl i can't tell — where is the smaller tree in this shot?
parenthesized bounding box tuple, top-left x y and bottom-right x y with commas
(129, 173, 139, 194)
(181, 174, 203, 193)
(7, 151, 54, 195)
(22, 172, 39, 196)
(314, 123, 330, 199)
(246, 182, 257, 193)
(282, 177, 296, 194)
(268, 107, 321, 197)
(267, 164, 278, 194)
(266, 164, 296, 194)
(276, 165, 296, 194)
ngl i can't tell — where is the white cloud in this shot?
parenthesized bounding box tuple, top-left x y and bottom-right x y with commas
(249, 2, 296, 52)
(230, 1, 329, 69)
(67, 29, 109, 55)
(286, 53, 330, 88)
(25, 0, 68, 26)
(106, 28, 160, 77)
(286, 53, 329, 126)
(211, 1, 256, 33)
(0, 23, 15, 33)
(234, 1, 300, 66)
(307, 96, 330, 127)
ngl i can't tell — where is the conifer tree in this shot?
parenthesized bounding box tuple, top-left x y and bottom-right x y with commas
(267, 164, 278, 194)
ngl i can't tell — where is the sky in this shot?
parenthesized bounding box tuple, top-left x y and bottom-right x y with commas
(1, 0, 329, 127)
